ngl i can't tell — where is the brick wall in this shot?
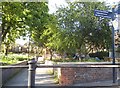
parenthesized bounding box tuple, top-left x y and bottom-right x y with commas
(58, 62, 119, 86)
(59, 68, 75, 85)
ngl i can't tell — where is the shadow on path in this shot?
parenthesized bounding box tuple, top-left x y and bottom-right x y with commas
(3, 68, 57, 87)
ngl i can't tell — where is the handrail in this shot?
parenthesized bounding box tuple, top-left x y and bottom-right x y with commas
(0, 64, 120, 69)
(0, 65, 29, 69)
(37, 64, 120, 68)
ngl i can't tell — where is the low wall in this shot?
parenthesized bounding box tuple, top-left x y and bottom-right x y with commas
(58, 62, 120, 86)
(2, 61, 28, 85)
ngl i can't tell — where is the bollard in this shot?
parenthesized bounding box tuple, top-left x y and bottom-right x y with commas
(28, 59, 37, 88)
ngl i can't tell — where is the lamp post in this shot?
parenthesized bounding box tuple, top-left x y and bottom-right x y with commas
(112, 4, 120, 83)
(111, 6, 116, 83)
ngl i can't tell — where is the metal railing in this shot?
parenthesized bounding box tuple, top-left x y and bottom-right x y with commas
(1, 58, 120, 88)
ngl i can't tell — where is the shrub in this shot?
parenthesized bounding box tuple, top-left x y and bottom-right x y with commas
(51, 57, 102, 62)
(89, 51, 109, 60)
(116, 47, 120, 52)
(16, 57, 28, 61)
(0, 53, 28, 65)
(83, 58, 102, 62)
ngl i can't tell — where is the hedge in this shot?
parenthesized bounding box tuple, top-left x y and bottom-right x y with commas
(89, 51, 109, 60)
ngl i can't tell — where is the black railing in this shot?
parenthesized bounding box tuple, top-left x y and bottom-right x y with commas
(1, 58, 120, 88)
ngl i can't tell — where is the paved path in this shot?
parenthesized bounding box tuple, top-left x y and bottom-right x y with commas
(3, 68, 57, 87)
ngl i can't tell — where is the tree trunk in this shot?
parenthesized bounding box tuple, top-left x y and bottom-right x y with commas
(5, 45, 9, 56)
(49, 49, 53, 60)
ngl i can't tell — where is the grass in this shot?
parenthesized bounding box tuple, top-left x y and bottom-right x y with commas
(0, 53, 29, 65)
(51, 57, 103, 63)
(82, 58, 104, 62)
(54, 70, 59, 84)
(46, 69, 54, 75)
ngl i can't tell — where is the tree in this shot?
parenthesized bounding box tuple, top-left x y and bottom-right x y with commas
(54, 2, 112, 56)
(26, 2, 50, 46)
(2, 2, 50, 56)
(2, 2, 26, 55)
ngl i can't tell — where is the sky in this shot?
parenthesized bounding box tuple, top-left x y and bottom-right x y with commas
(48, 0, 120, 13)
(16, 0, 120, 46)
(48, 0, 68, 14)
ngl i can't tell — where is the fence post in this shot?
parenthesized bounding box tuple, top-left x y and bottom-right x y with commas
(28, 59, 37, 88)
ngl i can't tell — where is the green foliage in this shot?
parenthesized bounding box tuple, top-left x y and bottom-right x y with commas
(116, 47, 120, 52)
(15, 56, 28, 61)
(2, 2, 27, 55)
(54, 2, 111, 54)
(51, 57, 100, 62)
(1, 2, 112, 58)
(24, 2, 50, 45)
(82, 58, 102, 62)
(54, 71, 59, 84)
(47, 69, 54, 75)
(89, 51, 109, 59)
(0, 55, 17, 65)
(0, 53, 28, 65)
(2, 2, 50, 55)
(2, 2, 26, 42)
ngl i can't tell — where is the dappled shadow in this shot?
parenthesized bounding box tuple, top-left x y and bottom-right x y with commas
(35, 74, 54, 80)
(35, 73, 57, 86)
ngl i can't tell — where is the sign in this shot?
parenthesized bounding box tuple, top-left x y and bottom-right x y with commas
(94, 10, 114, 19)
(94, 7, 116, 83)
